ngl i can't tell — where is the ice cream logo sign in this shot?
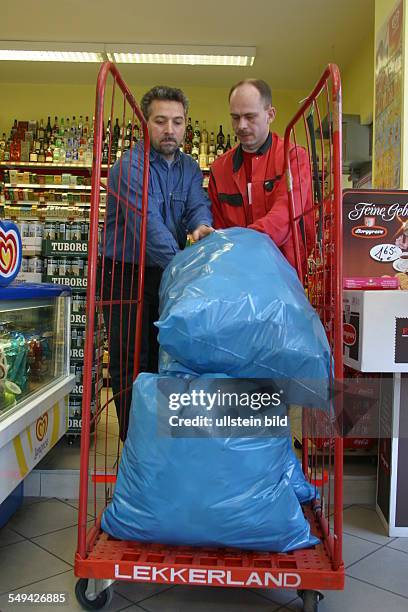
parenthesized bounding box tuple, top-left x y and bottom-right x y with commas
(0, 220, 22, 286)
(36, 413, 49, 442)
(34, 412, 50, 460)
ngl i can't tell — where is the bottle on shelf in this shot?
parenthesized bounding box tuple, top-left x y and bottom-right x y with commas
(207, 151, 216, 166)
(46, 116, 52, 138)
(37, 142, 45, 163)
(29, 145, 38, 162)
(83, 116, 90, 138)
(185, 117, 193, 143)
(37, 119, 45, 140)
(225, 134, 232, 151)
(201, 120, 208, 144)
(45, 143, 53, 162)
(198, 151, 208, 170)
(216, 125, 225, 147)
(209, 132, 215, 154)
(59, 117, 65, 137)
(193, 120, 200, 146)
(216, 143, 225, 157)
(3, 140, 10, 162)
(191, 142, 199, 161)
(124, 120, 132, 150)
(113, 118, 120, 142)
(53, 116, 59, 135)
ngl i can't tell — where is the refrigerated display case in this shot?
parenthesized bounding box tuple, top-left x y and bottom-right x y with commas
(0, 283, 75, 505)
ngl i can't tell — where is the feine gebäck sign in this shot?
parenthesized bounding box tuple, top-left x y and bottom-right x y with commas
(343, 189, 408, 289)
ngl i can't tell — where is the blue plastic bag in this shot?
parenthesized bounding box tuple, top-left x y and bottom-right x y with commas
(157, 228, 331, 408)
(102, 373, 319, 552)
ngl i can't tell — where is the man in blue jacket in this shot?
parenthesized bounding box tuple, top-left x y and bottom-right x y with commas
(102, 85, 213, 439)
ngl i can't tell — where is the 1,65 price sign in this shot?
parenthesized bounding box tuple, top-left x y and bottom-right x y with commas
(370, 244, 402, 262)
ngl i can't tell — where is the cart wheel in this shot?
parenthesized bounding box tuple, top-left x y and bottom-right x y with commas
(297, 589, 323, 612)
(75, 579, 113, 610)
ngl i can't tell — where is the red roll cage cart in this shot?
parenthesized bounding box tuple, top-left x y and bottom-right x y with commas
(74, 62, 344, 612)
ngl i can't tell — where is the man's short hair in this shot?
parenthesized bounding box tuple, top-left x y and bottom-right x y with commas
(140, 86, 189, 120)
(228, 79, 272, 107)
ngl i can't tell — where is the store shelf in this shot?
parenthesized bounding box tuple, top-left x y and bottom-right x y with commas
(16, 272, 43, 283)
(0, 161, 109, 170)
(5, 183, 93, 190)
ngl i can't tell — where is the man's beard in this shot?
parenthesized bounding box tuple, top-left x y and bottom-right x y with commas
(157, 139, 179, 156)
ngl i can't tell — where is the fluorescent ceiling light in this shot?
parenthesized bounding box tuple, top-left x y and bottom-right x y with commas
(106, 44, 256, 66)
(0, 41, 104, 62)
(0, 41, 256, 66)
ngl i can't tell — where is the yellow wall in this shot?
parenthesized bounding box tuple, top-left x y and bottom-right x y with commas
(0, 81, 308, 140)
(342, 30, 375, 125)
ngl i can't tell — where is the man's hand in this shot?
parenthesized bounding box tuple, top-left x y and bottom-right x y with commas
(191, 224, 214, 242)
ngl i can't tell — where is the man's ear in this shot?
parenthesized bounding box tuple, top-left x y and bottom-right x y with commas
(267, 106, 276, 124)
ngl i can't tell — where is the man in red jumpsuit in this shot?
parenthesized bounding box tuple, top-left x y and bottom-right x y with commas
(208, 78, 314, 272)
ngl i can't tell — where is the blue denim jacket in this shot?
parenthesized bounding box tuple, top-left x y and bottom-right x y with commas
(103, 143, 212, 269)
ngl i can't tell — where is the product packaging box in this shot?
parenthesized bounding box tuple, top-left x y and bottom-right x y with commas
(343, 290, 408, 372)
(343, 190, 408, 289)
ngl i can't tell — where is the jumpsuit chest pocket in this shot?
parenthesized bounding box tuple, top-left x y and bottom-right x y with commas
(263, 176, 282, 212)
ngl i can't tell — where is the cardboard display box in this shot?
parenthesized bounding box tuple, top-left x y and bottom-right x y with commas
(343, 290, 408, 372)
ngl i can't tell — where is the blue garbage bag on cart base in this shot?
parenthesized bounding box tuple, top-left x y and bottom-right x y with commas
(156, 228, 332, 408)
(101, 373, 319, 552)
(158, 348, 316, 505)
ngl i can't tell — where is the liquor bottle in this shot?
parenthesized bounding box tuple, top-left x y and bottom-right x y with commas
(201, 120, 208, 144)
(185, 117, 193, 143)
(0, 132, 6, 150)
(3, 139, 10, 162)
(59, 117, 65, 137)
(191, 142, 199, 160)
(45, 143, 53, 162)
(46, 116, 52, 138)
(66, 117, 70, 134)
(102, 139, 109, 164)
(225, 134, 232, 151)
(133, 123, 140, 143)
(193, 120, 200, 146)
(11, 119, 18, 139)
(53, 116, 59, 135)
(52, 145, 60, 164)
(184, 141, 192, 155)
(216, 142, 225, 157)
(113, 118, 120, 142)
(78, 115, 84, 136)
(38, 119, 45, 140)
(59, 143, 66, 164)
(83, 116, 90, 138)
(124, 121, 132, 149)
(37, 142, 45, 163)
(71, 116, 78, 136)
(29, 145, 38, 162)
(216, 125, 225, 147)
(209, 132, 215, 153)
(207, 151, 216, 166)
(198, 152, 208, 170)
(234, 135, 238, 146)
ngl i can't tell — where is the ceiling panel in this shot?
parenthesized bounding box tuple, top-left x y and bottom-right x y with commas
(0, 0, 374, 89)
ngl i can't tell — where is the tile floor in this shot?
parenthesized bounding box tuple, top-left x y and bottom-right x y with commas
(0, 499, 408, 611)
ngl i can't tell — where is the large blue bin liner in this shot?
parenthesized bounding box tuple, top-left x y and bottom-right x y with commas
(156, 228, 332, 408)
(102, 373, 319, 552)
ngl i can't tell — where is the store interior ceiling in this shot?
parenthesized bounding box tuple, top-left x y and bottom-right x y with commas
(0, 0, 374, 90)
